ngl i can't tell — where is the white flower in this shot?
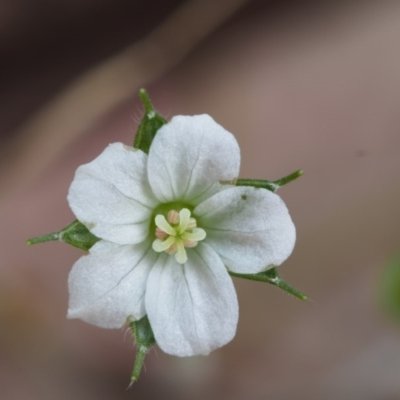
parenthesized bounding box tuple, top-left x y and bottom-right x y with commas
(67, 115, 296, 357)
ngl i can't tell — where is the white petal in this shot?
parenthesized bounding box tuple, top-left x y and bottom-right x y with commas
(67, 240, 156, 328)
(145, 243, 238, 356)
(147, 115, 240, 204)
(68, 143, 158, 244)
(194, 186, 296, 274)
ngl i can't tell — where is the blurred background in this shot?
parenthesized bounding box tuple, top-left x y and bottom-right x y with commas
(1, 0, 400, 399)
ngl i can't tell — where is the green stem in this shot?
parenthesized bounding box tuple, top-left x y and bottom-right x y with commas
(26, 232, 59, 246)
(131, 346, 148, 383)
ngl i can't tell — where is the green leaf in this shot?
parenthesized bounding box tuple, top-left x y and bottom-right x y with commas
(26, 220, 100, 251)
(236, 169, 303, 192)
(229, 268, 307, 301)
(128, 315, 156, 383)
(380, 254, 400, 321)
(133, 88, 167, 154)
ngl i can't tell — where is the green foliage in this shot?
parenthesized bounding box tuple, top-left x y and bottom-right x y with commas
(380, 254, 400, 320)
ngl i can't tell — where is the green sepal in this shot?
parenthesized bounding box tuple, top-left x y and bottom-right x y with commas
(26, 220, 100, 251)
(128, 315, 156, 383)
(229, 267, 307, 301)
(133, 88, 167, 154)
(236, 169, 303, 192)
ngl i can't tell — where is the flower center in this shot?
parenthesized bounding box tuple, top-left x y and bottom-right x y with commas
(152, 208, 206, 264)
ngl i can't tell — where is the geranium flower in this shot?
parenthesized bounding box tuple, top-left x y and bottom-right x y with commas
(67, 114, 296, 357)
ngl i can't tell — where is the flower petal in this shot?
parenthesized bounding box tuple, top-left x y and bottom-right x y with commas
(194, 186, 296, 273)
(145, 243, 238, 356)
(67, 143, 158, 244)
(68, 240, 156, 328)
(147, 115, 240, 204)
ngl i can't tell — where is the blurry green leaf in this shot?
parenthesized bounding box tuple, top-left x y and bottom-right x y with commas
(380, 254, 400, 320)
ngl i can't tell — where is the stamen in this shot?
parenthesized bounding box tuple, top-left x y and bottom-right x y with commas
(155, 215, 175, 236)
(178, 209, 190, 233)
(155, 227, 167, 240)
(152, 208, 206, 264)
(167, 210, 179, 225)
(182, 228, 206, 242)
(187, 218, 197, 229)
(183, 239, 198, 248)
(152, 236, 176, 252)
(175, 240, 188, 264)
(166, 243, 177, 255)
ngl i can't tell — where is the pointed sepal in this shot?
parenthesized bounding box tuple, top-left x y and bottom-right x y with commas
(236, 169, 303, 192)
(230, 267, 307, 301)
(26, 220, 100, 251)
(128, 315, 156, 383)
(133, 88, 167, 154)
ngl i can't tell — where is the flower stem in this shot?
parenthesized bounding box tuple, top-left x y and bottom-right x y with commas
(26, 232, 59, 246)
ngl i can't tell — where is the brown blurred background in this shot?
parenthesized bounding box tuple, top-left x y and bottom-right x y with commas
(1, 0, 400, 399)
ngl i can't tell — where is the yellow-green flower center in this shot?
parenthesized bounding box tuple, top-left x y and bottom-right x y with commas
(152, 208, 206, 264)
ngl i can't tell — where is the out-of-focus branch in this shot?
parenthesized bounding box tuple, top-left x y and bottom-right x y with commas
(1, 0, 249, 200)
